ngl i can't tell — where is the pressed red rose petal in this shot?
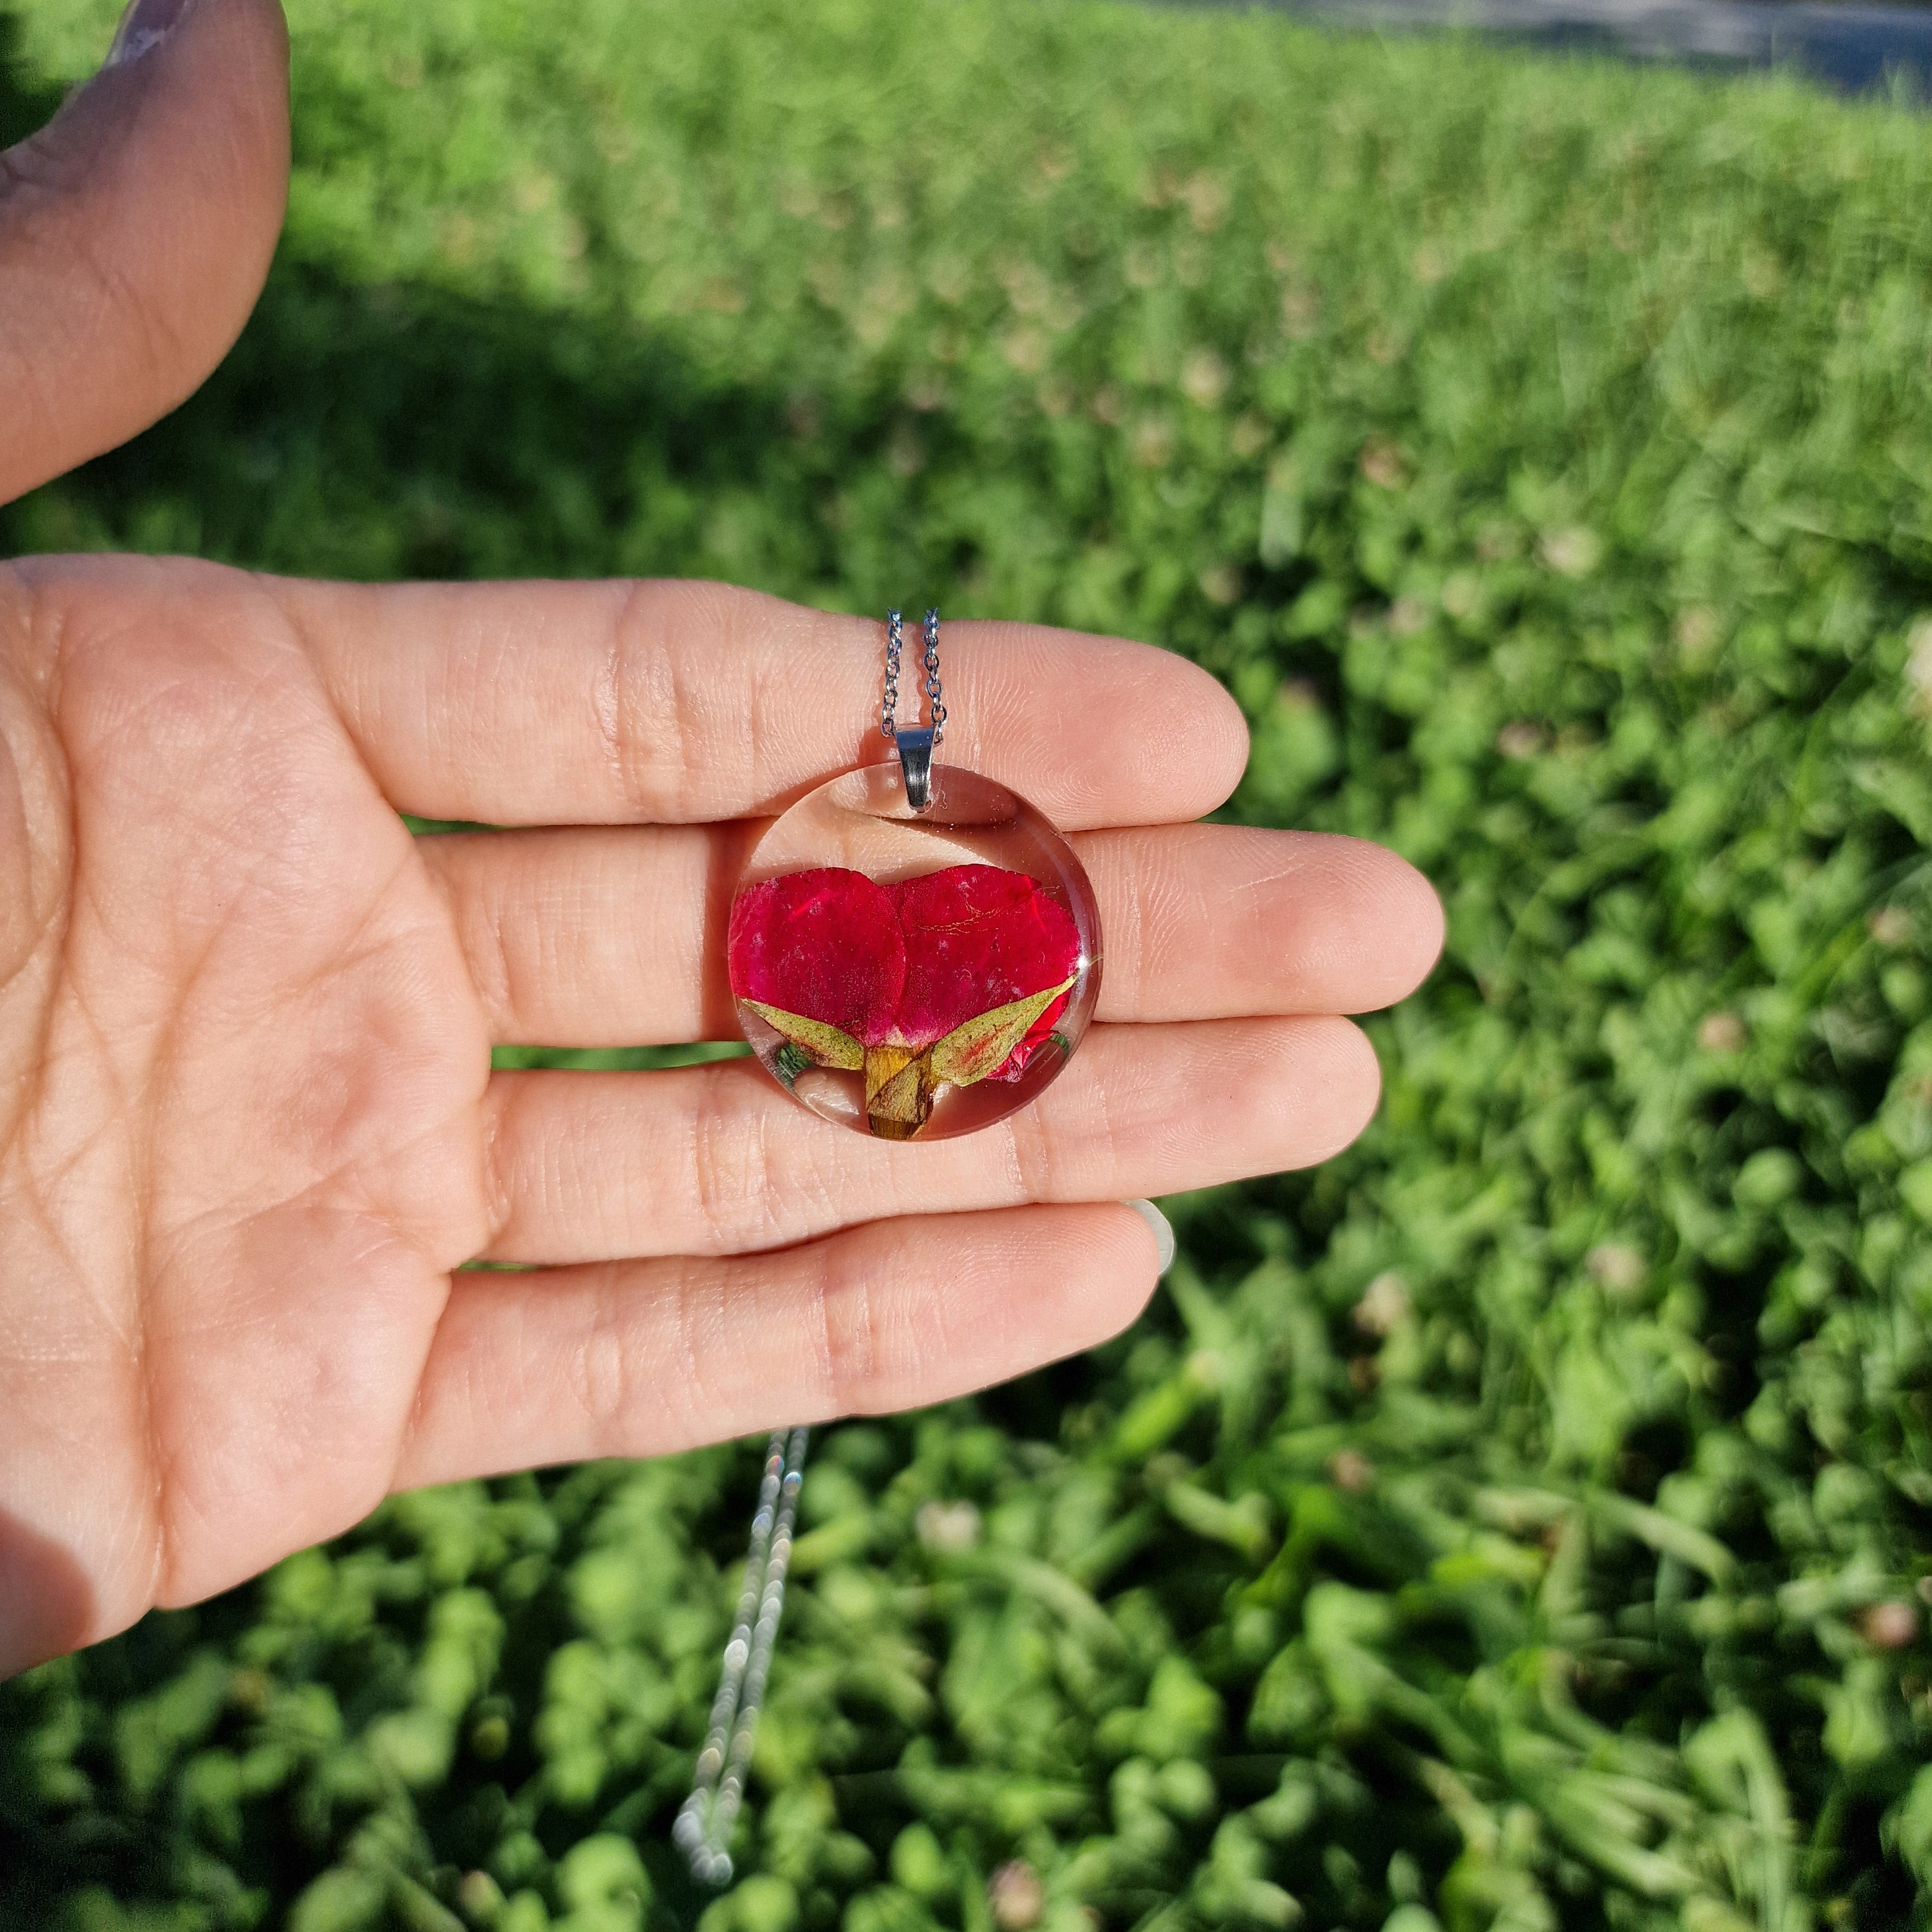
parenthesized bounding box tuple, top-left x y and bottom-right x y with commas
(888, 865, 1082, 1072)
(726, 867, 906, 1048)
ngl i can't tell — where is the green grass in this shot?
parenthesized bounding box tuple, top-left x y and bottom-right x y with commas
(5, 0, 1932, 1926)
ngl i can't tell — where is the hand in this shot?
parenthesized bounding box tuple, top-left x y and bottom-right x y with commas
(0, 0, 1443, 1677)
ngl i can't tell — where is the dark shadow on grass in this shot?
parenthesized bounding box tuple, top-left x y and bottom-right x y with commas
(0, 8, 61, 152)
(1, 245, 848, 587)
(0, 0, 881, 590)
(0, 0, 867, 596)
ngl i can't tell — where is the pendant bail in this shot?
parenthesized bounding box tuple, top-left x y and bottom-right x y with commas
(895, 726, 936, 813)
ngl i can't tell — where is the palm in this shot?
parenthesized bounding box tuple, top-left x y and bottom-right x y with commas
(0, 557, 1441, 1676)
(3, 562, 490, 1653)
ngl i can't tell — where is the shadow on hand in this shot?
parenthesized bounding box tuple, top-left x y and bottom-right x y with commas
(0, 1506, 93, 1681)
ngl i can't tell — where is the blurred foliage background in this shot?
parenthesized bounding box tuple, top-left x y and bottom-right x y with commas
(5, 0, 1932, 1926)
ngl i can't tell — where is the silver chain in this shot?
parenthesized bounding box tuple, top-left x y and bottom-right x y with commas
(881, 607, 943, 745)
(922, 608, 947, 742)
(674, 1426, 809, 1885)
(679, 604, 943, 1878)
(880, 610, 903, 740)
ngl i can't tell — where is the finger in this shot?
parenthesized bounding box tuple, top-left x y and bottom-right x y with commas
(0, 0, 290, 504)
(477, 1016, 1379, 1264)
(420, 822, 1443, 1046)
(278, 576, 1249, 827)
(396, 1203, 1162, 1488)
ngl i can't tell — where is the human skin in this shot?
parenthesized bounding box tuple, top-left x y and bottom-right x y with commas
(0, 0, 1444, 1677)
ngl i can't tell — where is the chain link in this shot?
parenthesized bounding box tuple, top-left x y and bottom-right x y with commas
(881, 606, 943, 745)
(922, 608, 947, 744)
(879, 610, 903, 741)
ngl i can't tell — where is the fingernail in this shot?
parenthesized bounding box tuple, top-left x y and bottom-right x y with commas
(1125, 1200, 1177, 1276)
(107, 0, 191, 67)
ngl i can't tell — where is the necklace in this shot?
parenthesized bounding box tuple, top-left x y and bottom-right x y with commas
(727, 609, 1103, 1140)
(676, 613, 1104, 1879)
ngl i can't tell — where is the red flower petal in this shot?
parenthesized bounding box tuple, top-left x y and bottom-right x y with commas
(887, 865, 1081, 1063)
(728, 868, 906, 1048)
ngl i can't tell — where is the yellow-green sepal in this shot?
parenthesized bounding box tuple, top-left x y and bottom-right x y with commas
(929, 975, 1076, 1087)
(742, 1001, 865, 1071)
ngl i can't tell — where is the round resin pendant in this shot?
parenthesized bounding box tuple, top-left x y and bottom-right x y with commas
(729, 763, 1102, 1140)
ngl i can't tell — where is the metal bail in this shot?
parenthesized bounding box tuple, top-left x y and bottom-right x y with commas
(895, 726, 936, 813)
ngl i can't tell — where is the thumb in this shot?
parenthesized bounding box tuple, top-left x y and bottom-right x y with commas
(0, 0, 289, 506)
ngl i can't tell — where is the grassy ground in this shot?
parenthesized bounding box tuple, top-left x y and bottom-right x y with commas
(5, 1, 1932, 1927)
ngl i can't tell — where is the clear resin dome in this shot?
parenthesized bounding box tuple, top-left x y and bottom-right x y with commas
(728, 761, 1102, 1140)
